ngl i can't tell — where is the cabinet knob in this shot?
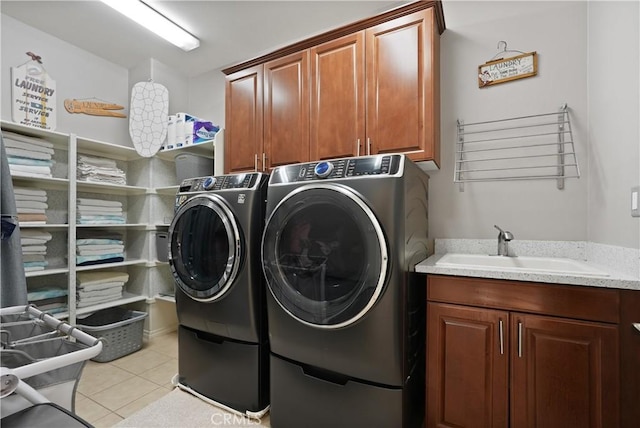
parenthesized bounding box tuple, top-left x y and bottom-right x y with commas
(633, 323, 640, 333)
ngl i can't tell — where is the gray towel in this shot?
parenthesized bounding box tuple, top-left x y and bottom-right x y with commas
(1, 134, 28, 307)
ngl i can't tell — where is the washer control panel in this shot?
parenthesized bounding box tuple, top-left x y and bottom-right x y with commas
(276, 154, 400, 183)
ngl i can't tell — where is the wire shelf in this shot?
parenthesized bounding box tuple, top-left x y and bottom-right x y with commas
(455, 104, 580, 190)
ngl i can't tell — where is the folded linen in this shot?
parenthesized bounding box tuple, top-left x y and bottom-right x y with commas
(16, 208, 46, 214)
(78, 155, 118, 168)
(76, 244, 124, 251)
(76, 256, 124, 266)
(77, 294, 122, 307)
(6, 148, 52, 161)
(24, 261, 48, 268)
(4, 139, 55, 155)
(21, 245, 47, 254)
(27, 288, 68, 301)
(77, 206, 123, 214)
(15, 194, 48, 202)
(76, 198, 123, 208)
(13, 187, 47, 197)
(21, 238, 49, 245)
(76, 271, 129, 285)
(3, 131, 54, 149)
(21, 230, 53, 240)
(76, 253, 124, 265)
(77, 281, 126, 292)
(15, 200, 49, 210)
(77, 248, 125, 256)
(77, 286, 124, 299)
(17, 213, 47, 223)
(22, 254, 46, 263)
(24, 266, 45, 272)
(8, 156, 54, 167)
(78, 219, 126, 225)
(76, 238, 123, 246)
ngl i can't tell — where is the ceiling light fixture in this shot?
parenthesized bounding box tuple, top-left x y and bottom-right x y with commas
(100, 0, 200, 52)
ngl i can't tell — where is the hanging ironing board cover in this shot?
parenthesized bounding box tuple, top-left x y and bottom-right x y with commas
(129, 81, 168, 157)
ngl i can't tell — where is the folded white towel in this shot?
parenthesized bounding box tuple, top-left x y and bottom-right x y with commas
(6, 148, 52, 161)
(77, 206, 123, 214)
(17, 208, 46, 214)
(16, 200, 49, 210)
(77, 294, 122, 307)
(77, 285, 123, 299)
(15, 194, 48, 202)
(21, 238, 49, 246)
(4, 138, 55, 155)
(21, 230, 53, 240)
(22, 254, 46, 263)
(76, 244, 124, 251)
(77, 281, 125, 292)
(78, 155, 118, 168)
(13, 187, 47, 197)
(76, 198, 123, 208)
(76, 271, 129, 286)
(22, 245, 47, 254)
(3, 131, 54, 149)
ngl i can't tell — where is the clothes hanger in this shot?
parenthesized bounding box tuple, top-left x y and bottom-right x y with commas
(489, 41, 526, 62)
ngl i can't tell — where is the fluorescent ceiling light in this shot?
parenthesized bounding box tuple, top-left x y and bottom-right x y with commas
(101, 0, 200, 52)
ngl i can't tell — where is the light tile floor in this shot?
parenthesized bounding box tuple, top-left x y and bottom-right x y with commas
(75, 330, 178, 427)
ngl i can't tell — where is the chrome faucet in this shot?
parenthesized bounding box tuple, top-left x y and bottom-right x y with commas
(494, 225, 514, 256)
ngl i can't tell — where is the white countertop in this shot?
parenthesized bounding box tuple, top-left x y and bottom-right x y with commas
(415, 239, 640, 291)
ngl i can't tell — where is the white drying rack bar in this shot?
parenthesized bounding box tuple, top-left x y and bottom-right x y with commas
(455, 104, 580, 191)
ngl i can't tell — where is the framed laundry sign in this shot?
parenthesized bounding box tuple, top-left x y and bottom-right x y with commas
(478, 51, 538, 88)
(11, 53, 57, 129)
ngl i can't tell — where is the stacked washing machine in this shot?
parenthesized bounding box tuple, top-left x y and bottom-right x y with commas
(168, 173, 269, 415)
(261, 154, 430, 427)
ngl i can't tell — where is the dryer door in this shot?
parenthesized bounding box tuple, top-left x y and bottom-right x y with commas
(169, 194, 242, 302)
(262, 183, 388, 329)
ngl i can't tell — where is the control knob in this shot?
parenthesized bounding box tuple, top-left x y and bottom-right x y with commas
(202, 176, 216, 190)
(314, 162, 334, 178)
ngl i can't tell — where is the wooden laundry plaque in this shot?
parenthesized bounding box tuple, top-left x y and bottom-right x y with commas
(478, 52, 538, 88)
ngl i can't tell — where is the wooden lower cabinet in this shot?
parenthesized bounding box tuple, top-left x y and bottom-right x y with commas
(426, 275, 621, 428)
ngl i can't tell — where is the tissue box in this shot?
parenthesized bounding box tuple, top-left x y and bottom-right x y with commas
(176, 112, 220, 145)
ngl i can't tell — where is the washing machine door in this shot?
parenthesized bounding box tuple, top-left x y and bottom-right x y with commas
(169, 194, 242, 302)
(262, 183, 388, 329)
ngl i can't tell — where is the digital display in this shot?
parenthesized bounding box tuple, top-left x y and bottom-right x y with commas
(354, 158, 383, 174)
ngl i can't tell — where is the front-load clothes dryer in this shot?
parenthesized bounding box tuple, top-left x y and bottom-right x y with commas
(261, 154, 429, 428)
(169, 173, 269, 414)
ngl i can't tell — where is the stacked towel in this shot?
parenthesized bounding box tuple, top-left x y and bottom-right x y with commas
(28, 287, 68, 314)
(76, 271, 128, 307)
(77, 197, 125, 225)
(14, 187, 48, 224)
(77, 155, 126, 185)
(3, 131, 55, 178)
(21, 229, 52, 272)
(76, 230, 125, 266)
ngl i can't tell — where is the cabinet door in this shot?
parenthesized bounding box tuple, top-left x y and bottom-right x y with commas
(365, 7, 440, 166)
(263, 51, 310, 171)
(427, 303, 509, 428)
(310, 32, 365, 161)
(225, 65, 263, 173)
(511, 314, 619, 428)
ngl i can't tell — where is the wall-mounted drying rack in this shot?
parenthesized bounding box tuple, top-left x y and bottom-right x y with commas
(455, 104, 579, 191)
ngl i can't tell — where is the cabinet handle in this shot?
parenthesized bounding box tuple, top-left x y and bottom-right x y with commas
(254, 154, 258, 172)
(262, 153, 266, 172)
(633, 323, 640, 333)
(499, 319, 504, 355)
(356, 139, 361, 157)
(517, 321, 523, 358)
(367, 137, 371, 155)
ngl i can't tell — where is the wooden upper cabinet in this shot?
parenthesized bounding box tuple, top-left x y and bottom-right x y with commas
(225, 65, 263, 173)
(223, 1, 445, 172)
(365, 7, 440, 166)
(310, 32, 365, 161)
(263, 51, 310, 171)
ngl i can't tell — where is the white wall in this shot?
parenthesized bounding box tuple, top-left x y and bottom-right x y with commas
(1, 14, 130, 145)
(430, 1, 589, 241)
(587, 1, 640, 249)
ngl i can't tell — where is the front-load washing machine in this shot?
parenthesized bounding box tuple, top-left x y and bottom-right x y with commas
(261, 154, 429, 427)
(169, 172, 269, 414)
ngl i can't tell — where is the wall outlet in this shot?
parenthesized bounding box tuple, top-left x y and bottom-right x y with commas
(632, 186, 640, 217)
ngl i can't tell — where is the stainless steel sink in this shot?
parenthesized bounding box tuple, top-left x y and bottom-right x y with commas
(435, 253, 610, 277)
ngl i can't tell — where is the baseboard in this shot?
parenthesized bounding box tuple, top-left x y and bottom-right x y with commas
(144, 324, 178, 340)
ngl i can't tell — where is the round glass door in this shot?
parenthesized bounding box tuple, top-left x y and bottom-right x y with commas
(262, 184, 388, 329)
(169, 194, 242, 302)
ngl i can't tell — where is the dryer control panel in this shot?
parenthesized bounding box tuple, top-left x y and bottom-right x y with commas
(271, 154, 401, 184)
(178, 173, 258, 193)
